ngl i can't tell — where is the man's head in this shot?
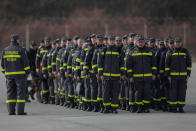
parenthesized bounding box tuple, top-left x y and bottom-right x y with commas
(61, 37, 66, 47)
(55, 38, 61, 47)
(148, 37, 155, 48)
(128, 33, 136, 43)
(96, 35, 104, 45)
(108, 35, 115, 45)
(90, 34, 97, 44)
(136, 35, 145, 48)
(77, 38, 83, 48)
(30, 41, 37, 50)
(11, 34, 20, 43)
(44, 36, 51, 47)
(168, 39, 174, 49)
(115, 36, 122, 47)
(51, 41, 56, 49)
(66, 38, 72, 47)
(73, 35, 80, 45)
(174, 37, 182, 48)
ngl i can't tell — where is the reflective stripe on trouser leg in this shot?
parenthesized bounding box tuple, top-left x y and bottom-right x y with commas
(97, 79, 103, 101)
(42, 77, 49, 102)
(129, 83, 135, 105)
(90, 77, 98, 105)
(142, 80, 152, 107)
(111, 80, 120, 108)
(134, 81, 144, 105)
(84, 78, 91, 102)
(15, 78, 27, 114)
(6, 78, 17, 114)
(48, 78, 55, 99)
(177, 79, 187, 107)
(103, 80, 111, 107)
(168, 79, 178, 107)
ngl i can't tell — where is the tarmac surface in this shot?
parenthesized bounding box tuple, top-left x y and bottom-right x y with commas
(0, 64, 196, 131)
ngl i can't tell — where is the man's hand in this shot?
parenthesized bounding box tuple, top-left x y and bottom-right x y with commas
(69, 74, 73, 78)
(96, 74, 100, 79)
(53, 72, 57, 77)
(36, 68, 40, 74)
(101, 76, 104, 81)
(186, 76, 190, 81)
(57, 72, 61, 78)
(65, 72, 69, 78)
(121, 75, 126, 80)
(43, 74, 47, 79)
(129, 77, 134, 83)
(81, 71, 85, 76)
(168, 76, 171, 83)
(152, 75, 156, 81)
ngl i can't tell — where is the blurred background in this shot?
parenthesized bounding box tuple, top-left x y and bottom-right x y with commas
(0, 0, 196, 60)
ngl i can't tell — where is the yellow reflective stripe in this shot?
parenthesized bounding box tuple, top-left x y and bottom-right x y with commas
(89, 70, 94, 73)
(105, 51, 119, 55)
(153, 98, 161, 102)
(81, 75, 86, 78)
(6, 100, 17, 103)
(132, 53, 152, 56)
(103, 103, 111, 106)
(124, 57, 126, 61)
(133, 73, 152, 77)
(68, 94, 75, 98)
(60, 67, 64, 70)
(172, 53, 186, 56)
(152, 67, 157, 70)
(159, 70, 164, 73)
(48, 65, 52, 68)
(91, 99, 98, 102)
(127, 69, 133, 73)
(120, 67, 125, 70)
(187, 67, 192, 71)
(5, 71, 26, 75)
(1, 68, 5, 71)
(92, 64, 98, 68)
(42, 67, 47, 70)
(52, 62, 56, 65)
(76, 58, 80, 62)
(17, 100, 26, 103)
(40, 50, 47, 53)
(24, 66, 30, 70)
(41, 90, 49, 93)
(80, 62, 84, 65)
(136, 102, 143, 105)
(84, 48, 88, 51)
(36, 54, 40, 57)
(60, 92, 65, 95)
(3, 55, 21, 58)
(129, 102, 134, 105)
(142, 100, 151, 104)
(98, 68, 103, 72)
(67, 66, 72, 69)
(111, 104, 119, 107)
(101, 52, 104, 55)
(83, 66, 89, 69)
(72, 53, 75, 56)
(103, 73, 120, 77)
(167, 101, 177, 105)
(170, 72, 187, 76)
(97, 98, 103, 101)
(177, 101, 185, 104)
(161, 97, 166, 100)
(63, 63, 67, 66)
(165, 68, 170, 71)
(56, 58, 61, 61)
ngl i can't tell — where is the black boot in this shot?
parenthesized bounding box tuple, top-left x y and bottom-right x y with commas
(93, 105, 99, 112)
(17, 102, 26, 115)
(7, 103, 16, 115)
(131, 105, 138, 113)
(137, 105, 143, 113)
(178, 107, 185, 113)
(112, 108, 118, 114)
(143, 106, 150, 113)
(86, 103, 93, 111)
(121, 100, 126, 110)
(103, 107, 110, 113)
(126, 101, 130, 111)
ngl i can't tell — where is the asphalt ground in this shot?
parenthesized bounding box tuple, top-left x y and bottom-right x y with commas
(0, 64, 196, 131)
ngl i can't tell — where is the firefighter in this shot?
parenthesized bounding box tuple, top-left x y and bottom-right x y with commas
(165, 37, 192, 113)
(126, 35, 157, 113)
(159, 38, 175, 111)
(61, 38, 72, 107)
(56, 37, 67, 106)
(124, 33, 136, 111)
(67, 35, 80, 108)
(83, 34, 98, 111)
(51, 38, 61, 105)
(98, 35, 124, 114)
(46, 41, 56, 104)
(1, 34, 30, 115)
(40, 37, 52, 104)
